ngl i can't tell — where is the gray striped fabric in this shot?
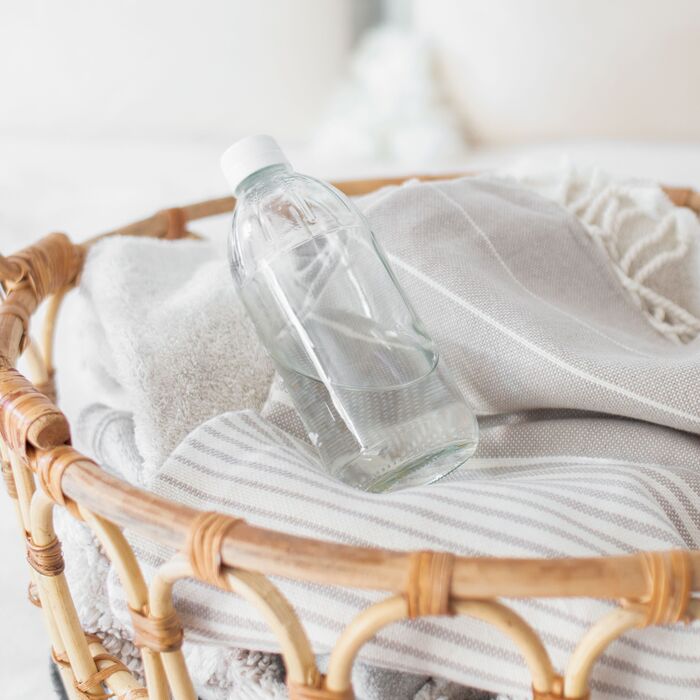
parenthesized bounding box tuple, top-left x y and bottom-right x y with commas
(91, 175, 700, 699)
(116, 409, 700, 700)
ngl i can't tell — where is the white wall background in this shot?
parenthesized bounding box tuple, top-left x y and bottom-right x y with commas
(0, 0, 361, 142)
(4, 0, 698, 148)
(414, 0, 700, 144)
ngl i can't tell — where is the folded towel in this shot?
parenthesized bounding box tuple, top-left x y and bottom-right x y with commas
(62, 165, 700, 700)
(262, 168, 700, 433)
(116, 408, 700, 699)
(64, 235, 274, 482)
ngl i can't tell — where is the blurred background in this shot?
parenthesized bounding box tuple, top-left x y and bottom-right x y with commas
(1, 0, 698, 696)
(2, 0, 700, 250)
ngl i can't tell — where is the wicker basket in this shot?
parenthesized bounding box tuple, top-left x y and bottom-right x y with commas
(2, 173, 700, 700)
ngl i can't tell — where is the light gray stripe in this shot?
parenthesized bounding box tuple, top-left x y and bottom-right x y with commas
(160, 469, 368, 548)
(433, 485, 637, 553)
(451, 458, 700, 485)
(456, 459, 700, 510)
(151, 469, 592, 646)
(126, 539, 700, 685)
(522, 478, 696, 547)
(177, 441, 564, 557)
(236, 411, 311, 456)
(451, 481, 683, 547)
(519, 465, 700, 531)
(503, 477, 687, 539)
(126, 527, 700, 699)
(406, 489, 631, 555)
(593, 652, 700, 689)
(590, 678, 684, 700)
(154, 419, 700, 695)
(216, 415, 700, 541)
(165, 457, 523, 555)
(167, 430, 696, 636)
(197, 422, 315, 475)
(195, 423, 610, 555)
(220, 412, 319, 468)
(159, 458, 698, 659)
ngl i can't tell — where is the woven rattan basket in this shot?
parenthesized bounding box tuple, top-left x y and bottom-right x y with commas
(2, 174, 700, 700)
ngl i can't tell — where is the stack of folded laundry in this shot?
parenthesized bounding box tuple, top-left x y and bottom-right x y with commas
(55, 164, 700, 700)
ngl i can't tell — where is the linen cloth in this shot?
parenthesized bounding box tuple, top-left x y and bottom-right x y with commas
(63, 169, 700, 699)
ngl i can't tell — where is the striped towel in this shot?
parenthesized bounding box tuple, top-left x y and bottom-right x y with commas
(68, 169, 700, 699)
(117, 409, 700, 700)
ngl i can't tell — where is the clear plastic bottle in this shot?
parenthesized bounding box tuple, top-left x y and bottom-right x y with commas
(222, 135, 478, 492)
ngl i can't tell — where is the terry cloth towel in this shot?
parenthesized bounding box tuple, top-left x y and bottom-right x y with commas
(63, 167, 700, 700)
(62, 235, 275, 481)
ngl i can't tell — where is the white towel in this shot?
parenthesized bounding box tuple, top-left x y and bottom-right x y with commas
(62, 165, 700, 700)
(64, 235, 274, 482)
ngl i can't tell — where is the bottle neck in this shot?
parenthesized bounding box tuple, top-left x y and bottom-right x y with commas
(235, 163, 291, 197)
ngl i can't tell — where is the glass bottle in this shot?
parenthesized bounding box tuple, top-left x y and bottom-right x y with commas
(223, 135, 478, 491)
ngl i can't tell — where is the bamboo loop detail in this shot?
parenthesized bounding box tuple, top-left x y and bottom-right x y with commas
(27, 534, 65, 576)
(154, 552, 319, 691)
(564, 607, 642, 698)
(0, 232, 82, 303)
(0, 367, 70, 451)
(326, 596, 407, 693)
(130, 605, 184, 652)
(147, 557, 199, 700)
(53, 631, 145, 700)
(52, 645, 71, 669)
(33, 444, 90, 508)
(532, 676, 575, 700)
(186, 510, 243, 588)
(221, 567, 319, 687)
(451, 599, 556, 694)
(31, 491, 104, 695)
(621, 550, 692, 626)
(405, 550, 455, 618)
(73, 653, 131, 699)
(55, 645, 135, 700)
(533, 675, 590, 699)
(79, 508, 171, 698)
(159, 207, 188, 240)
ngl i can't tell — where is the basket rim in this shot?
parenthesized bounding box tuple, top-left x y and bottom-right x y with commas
(2, 171, 700, 602)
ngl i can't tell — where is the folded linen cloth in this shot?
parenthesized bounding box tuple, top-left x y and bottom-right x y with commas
(112, 408, 700, 700)
(61, 166, 700, 700)
(63, 407, 494, 700)
(509, 161, 700, 344)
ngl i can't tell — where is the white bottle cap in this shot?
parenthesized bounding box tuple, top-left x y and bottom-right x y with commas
(220, 135, 290, 194)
